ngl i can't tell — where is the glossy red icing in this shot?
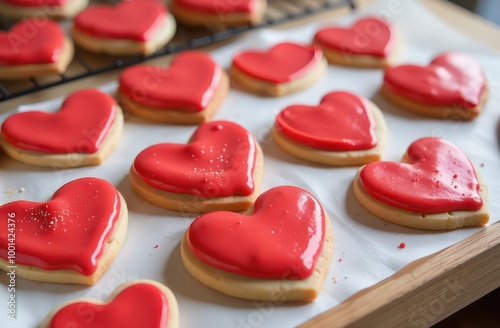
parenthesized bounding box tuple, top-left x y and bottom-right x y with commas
(188, 186, 326, 279)
(174, 0, 255, 13)
(1, 89, 117, 154)
(359, 137, 483, 213)
(2, 0, 66, 6)
(232, 42, 323, 83)
(119, 52, 222, 111)
(74, 0, 167, 41)
(314, 17, 395, 57)
(383, 52, 486, 108)
(0, 20, 65, 66)
(133, 121, 257, 197)
(0, 178, 121, 275)
(275, 91, 377, 151)
(49, 283, 168, 328)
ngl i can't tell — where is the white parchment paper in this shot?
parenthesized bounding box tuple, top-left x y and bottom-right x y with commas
(1, 1, 499, 327)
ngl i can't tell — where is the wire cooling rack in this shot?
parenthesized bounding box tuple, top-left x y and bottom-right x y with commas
(0, 0, 356, 102)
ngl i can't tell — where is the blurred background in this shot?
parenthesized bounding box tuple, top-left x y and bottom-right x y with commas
(450, 0, 500, 24)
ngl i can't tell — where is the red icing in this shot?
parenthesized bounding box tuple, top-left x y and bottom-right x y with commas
(275, 91, 377, 151)
(359, 137, 483, 213)
(119, 51, 222, 112)
(232, 42, 323, 83)
(1, 89, 117, 154)
(383, 52, 486, 108)
(133, 121, 257, 198)
(314, 17, 395, 57)
(74, 0, 167, 41)
(2, 0, 66, 6)
(188, 186, 326, 279)
(49, 283, 168, 328)
(0, 20, 65, 66)
(173, 0, 255, 13)
(0, 178, 121, 275)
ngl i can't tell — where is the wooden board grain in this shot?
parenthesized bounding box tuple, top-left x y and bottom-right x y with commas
(299, 221, 500, 327)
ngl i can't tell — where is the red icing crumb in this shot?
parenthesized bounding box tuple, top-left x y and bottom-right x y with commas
(154, 245, 159, 249)
(399, 242, 406, 249)
(338, 258, 342, 262)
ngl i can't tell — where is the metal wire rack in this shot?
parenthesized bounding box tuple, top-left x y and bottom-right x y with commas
(0, 0, 356, 102)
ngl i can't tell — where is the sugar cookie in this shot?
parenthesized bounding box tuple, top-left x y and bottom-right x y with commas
(0, 177, 128, 285)
(230, 42, 327, 96)
(0, 89, 123, 168)
(118, 51, 228, 125)
(130, 120, 263, 213)
(382, 52, 488, 120)
(0, 0, 87, 19)
(170, 0, 266, 28)
(354, 137, 489, 230)
(0, 19, 73, 80)
(314, 17, 398, 68)
(73, 0, 176, 55)
(181, 186, 334, 301)
(273, 91, 387, 166)
(40, 280, 178, 327)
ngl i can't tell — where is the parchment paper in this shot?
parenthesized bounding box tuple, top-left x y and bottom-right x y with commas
(1, 1, 499, 327)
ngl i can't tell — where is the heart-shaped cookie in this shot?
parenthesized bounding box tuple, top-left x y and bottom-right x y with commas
(74, 0, 167, 41)
(120, 52, 221, 111)
(41, 280, 178, 328)
(170, 0, 265, 28)
(0, 0, 87, 20)
(118, 51, 228, 124)
(0, 19, 65, 66)
(233, 42, 322, 83)
(276, 91, 377, 150)
(382, 52, 487, 120)
(5, 0, 66, 7)
(273, 91, 386, 166)
(2, 89, 116, 154)
(354, 137, 489, 230)
(130, 120, 263, 213)
(4, 0, 66, 5)
(0, 177, 128, 284)
(314, 17, 395, 58)
(0, 89, 123, 167)
(173, 0, 256, 13)
(181, 186, 334, 301)
(231, 42, 326, 96)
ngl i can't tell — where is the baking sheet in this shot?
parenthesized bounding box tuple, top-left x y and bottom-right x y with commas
(1, 1, 500, 327)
